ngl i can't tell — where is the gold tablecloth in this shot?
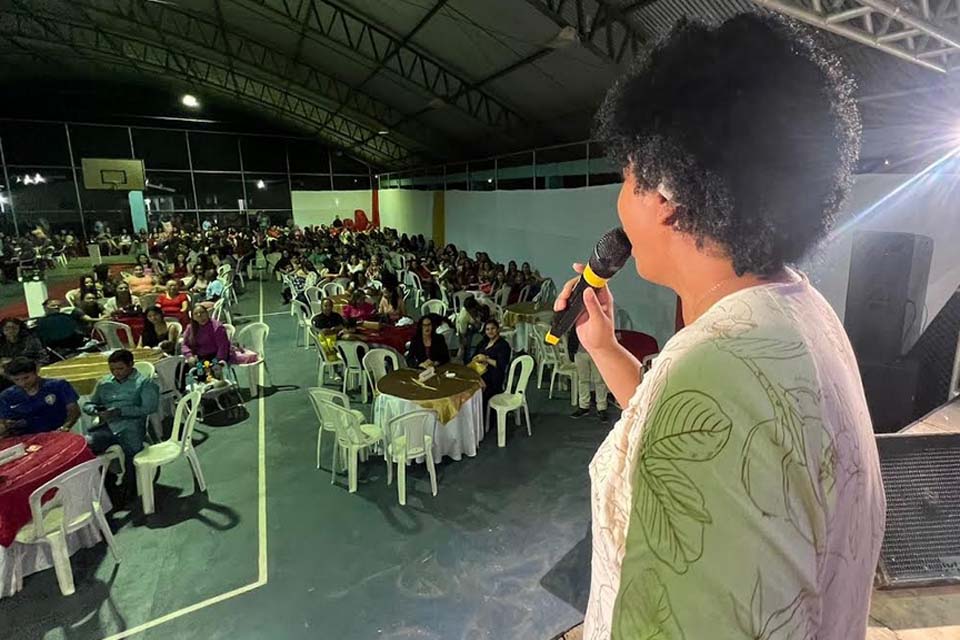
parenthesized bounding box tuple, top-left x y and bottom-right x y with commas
(377, 364, 481, 423)
(329, 293, 351, 314)
(502, 301, 551, 329)
(40, 348, 167, 395)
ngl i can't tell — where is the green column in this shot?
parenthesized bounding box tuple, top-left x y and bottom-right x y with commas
(128, 190, 147, 233)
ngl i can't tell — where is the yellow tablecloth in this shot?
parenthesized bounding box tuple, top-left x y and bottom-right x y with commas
(377, 364, 481, 423)
(40, 348, 167, 395)
(502, 301, 551, 329)
(328, 293, 351, 315)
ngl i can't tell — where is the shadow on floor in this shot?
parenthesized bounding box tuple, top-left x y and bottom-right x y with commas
(6, 549, 127, 640)
(108, 483, 241, 533)
(540, 528, 592, 615)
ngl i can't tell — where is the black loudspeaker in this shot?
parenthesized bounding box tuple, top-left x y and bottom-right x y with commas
(908, 288, 960, 420)
(844, 231, 933, 362)
(859, 359, 920, 433)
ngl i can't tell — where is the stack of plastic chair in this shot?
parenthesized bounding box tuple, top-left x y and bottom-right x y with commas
(307, 387, 350, 471)
(316, 399, 383, 493)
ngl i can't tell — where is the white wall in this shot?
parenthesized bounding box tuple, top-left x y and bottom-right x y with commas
(445, 186, 679, 346)
(291, 190, 372, 228)
(378, 189, 434, 239)
(444, 172, 960, 349)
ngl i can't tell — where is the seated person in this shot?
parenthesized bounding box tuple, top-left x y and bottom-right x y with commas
(126, 264, 156, 296)
(197, 269, 224, 310)
(0, 357, 80, 436)
(35, 299, 88, 352)
(312, 298, 344, 332)
(83, 349, 159, 459)
(105, 281, 141, 316)
(342, 291, 375, 324)
(377, 286, 406, 323)
(0, 317, 48, 366)
(157, 279, 190, 318)
(454, 296, 485, 359)
(406, 315, 450, 369)
(76, 292, 109, 330)
(140, 305, 178, 353)
(472, 319, 512, 405)
(182, 304, 259, 366)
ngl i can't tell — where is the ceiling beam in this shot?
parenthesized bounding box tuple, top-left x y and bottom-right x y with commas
(0, 10, 417, 167)
(87, 0, 451, 154)
(234, 0, 526, 132)
(318, 0, 449, 138)
(523, 0, 646, 65)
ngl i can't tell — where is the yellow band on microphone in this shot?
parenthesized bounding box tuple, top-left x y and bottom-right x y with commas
(544, 332, 560, 345)
(582, 264, 607, 288)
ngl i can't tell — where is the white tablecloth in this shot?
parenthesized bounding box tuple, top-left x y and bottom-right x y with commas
(374, 388, 484, 462)
(0, 466, 113, 599)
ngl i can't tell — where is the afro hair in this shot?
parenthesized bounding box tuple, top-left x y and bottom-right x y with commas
(595, 12, 861, 275)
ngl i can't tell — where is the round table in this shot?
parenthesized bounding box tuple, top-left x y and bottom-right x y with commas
(503, 302, 552, 352)
(40, 348, 167, 395)
(374, 364, 484, 462)
(0, 432, 94, 548)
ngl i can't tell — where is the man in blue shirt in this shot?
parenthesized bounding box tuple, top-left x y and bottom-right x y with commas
(0, 357, 81, 436)
(83, 349, 159, 459)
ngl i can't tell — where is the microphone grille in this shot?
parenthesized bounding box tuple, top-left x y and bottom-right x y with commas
(592, 227, 632, 277)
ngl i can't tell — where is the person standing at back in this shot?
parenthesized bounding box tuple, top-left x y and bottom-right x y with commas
(555, 14, 886, 640)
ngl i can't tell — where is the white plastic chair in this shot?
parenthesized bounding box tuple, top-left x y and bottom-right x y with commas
(362, 348, 400, 398)
(531, 323, 559, 389)
(404, 272, 423, 309)
(517, 285, 533, 303)
(15, 458, 119, 596)
(222, 323, 237, 342)
(451, 291, 473, 315)
(333, 277, 352, 290)
(488, 355, 534, 448)
(94, 321, 135, 350)
(548, 340, 578, 406)
(317, 400, 383, 493)
(322, 281, 345, 297)
(313, 330, 345, 386)
(337, 340, 369, 403)
(234, 322, 271, 397)
(304, 286, 324, 314)
(134, 360, 155, 379)
(292, 299, 313, 349)
(493, 286, 512, 308)
(420, 299, 448, 318)
(211, 297, 232, 324)
(533, 279, 556, 304)
(133, 390, 205, 515)
(154, 356, 184, 421)
(307, 387, 350, 472)
(384, 410, 438, 506)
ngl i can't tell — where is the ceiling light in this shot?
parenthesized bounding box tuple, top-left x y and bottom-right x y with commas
(883, 159, 890, 166)
(34, 173, 45, 183)
(378, 129, 389, 135)
(256, 179, 266, 190)
(181, 94, 200, 108)
(487, 178, 493, 183)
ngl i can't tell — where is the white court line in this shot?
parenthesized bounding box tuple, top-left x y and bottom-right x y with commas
(101, 281, 268, 639)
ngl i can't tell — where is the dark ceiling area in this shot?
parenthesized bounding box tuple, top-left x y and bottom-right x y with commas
(0, 0, 958, 171)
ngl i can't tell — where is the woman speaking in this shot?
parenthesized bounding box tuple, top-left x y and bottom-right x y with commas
(556, 13, 886, 640)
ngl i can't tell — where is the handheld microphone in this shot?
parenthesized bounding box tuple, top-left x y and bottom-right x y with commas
(545, 227, 632, 345)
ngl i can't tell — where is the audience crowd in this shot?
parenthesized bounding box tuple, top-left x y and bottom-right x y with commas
(0, 218, 556, 504)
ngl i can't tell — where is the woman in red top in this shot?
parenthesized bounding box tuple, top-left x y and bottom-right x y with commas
(342, 290, 375, 323)
(156, 279, 190, 321)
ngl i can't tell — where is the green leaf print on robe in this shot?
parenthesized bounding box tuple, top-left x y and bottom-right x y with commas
(636, 390, 732, 573)
(614, 569, 685, 640)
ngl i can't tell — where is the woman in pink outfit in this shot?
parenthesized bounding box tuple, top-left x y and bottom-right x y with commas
(181, 305, 259, 365)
